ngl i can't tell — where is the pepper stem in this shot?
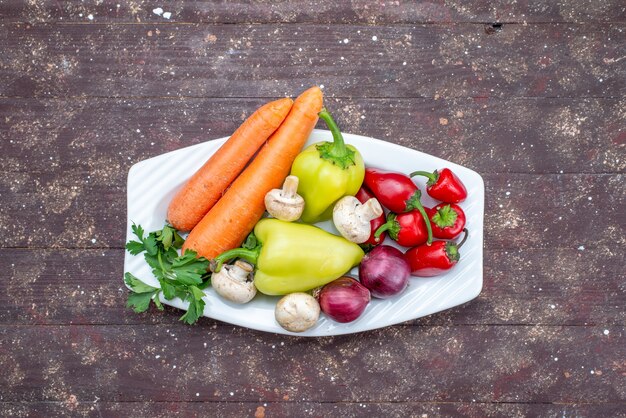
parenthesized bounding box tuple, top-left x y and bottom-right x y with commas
(211, 247, 261, 273)
(374, 223, 391, 239)
(415, 203, 433, 245)
(456, 228, 469, 249)
(405, 189, 433, 245)
(374, 213, 399, 240)
(318, 109, 347, 155)
(410, 170, 438, 186)
(316, 109, 357, 169)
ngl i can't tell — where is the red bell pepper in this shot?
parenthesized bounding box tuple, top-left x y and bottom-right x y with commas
(374, 211, 430, 247)
(426, 203, 466, 239)
(364, 168, 432, 244)
(410, 168, 467, 203)
(355, 186, 386, 249)
(405, 229, 468, 277)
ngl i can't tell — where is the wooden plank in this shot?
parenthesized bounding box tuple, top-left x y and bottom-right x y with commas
(1, 170, 623, 250)
(0, 247, 624, 326)
(1, 1, 625, 24)
(3, 98, 623, 175)
(1, 96, 623, 249)
(1, 401, 625, 418)
(0, 325, 623, 403)
(1, 23, 624, 99)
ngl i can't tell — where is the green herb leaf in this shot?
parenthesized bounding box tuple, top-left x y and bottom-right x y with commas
(159, 226, 173, 249)
(124, 272, 159, 293)
(152, 291, 164, 310)
(124, 273, 162, 313)
(189, 285, 206, 300)
(125, 240, 146, 255)
(172, 230, 185, 249)
(127, 291, 156, 313)
(126, 223, 147, 255)
(143, 234, 159, 256)
(197, 277, 212, 290)
(124, 223, 212, 325)
(180, 287, 206, 325)
(171, 251, 210, 285)
(131, 223, 145, 241)
(158, 278, 177, 300)
(243, 232, 257, 250)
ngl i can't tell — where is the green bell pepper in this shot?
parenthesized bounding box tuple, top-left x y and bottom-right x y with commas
(290, 109, 365, 223)
(212, 218, 364, 295)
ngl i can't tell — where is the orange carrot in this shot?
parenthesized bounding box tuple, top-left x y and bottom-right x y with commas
(167, 97, 294, 231)
(183, 86, 323, 259)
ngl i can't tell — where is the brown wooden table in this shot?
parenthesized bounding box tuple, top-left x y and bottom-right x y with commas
(1, 2, 625, 417)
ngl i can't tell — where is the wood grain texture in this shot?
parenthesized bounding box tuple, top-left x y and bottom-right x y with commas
(1, 97, 623, 249)
(2, 0, 625, 411)
(0, 325, 624, 404)
(1, 169, 623, 250)
(2, 401, 626, 418)
(2, 0, 625, 24)
(0, 247, 624, 326)
(1, 23, 624, 99)
(3, 98, 623, 175)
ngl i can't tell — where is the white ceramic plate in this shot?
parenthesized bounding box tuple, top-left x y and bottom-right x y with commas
(125, 129, 484, 336)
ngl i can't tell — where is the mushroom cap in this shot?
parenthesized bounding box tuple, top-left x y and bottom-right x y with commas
(333, 196, 373, 244)
(264, 189, 304, 222)
(212, 261, 257, 304)
(264, 175, 305, 222)
(275, 293, 320, 332)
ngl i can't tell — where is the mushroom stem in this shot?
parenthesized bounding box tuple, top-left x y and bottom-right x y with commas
(211, 260, 257, 304)
(230, 260, 254, 282)
(355, 198, 383, 223)
(281, 175, 300, 199)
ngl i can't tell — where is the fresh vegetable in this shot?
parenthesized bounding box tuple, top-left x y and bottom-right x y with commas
(124, 223, 211, 324)
(211, 260, 256, 304)
(332, 195, 383, 244)
(290, 109, 365, 223)
(212, 218, 364, 295)
(168, 98, 294, 231)
(355, 186, 387, 249)
(410, 168, 467, 203)
(374, 210, 430, 247)
(363, 168, 432, 244)
(275, 293, 320, 332)
(317, 277, 371, 323)
(405, 229, 469, 277)
(358, 245, 410, 299)
(183, 86, 323, 260)
(264, 175, 305, 222)
(427, 203, 466, 239)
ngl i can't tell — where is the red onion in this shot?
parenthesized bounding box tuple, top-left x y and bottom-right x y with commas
(358, 245, 410, 298)
(317, 277, 371, 323)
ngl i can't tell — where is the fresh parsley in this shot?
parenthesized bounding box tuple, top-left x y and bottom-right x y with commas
(124, 223, 211, 324)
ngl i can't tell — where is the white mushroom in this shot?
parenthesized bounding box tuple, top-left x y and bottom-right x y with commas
(275, 293, 320, 332)
(211, 260, 256, 304)
(264, 175, 305, 222)
(333, 196, 383, 244)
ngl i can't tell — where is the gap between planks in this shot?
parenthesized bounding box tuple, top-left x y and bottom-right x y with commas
(1, 400, 624, 406)
(0, 95, 624, 100)
(5, 21, 626, 26)
(0, 323, 621, 328)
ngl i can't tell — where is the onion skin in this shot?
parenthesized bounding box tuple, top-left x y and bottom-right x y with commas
(358, 245, 410, 298)
(318, 277, 371, 323)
